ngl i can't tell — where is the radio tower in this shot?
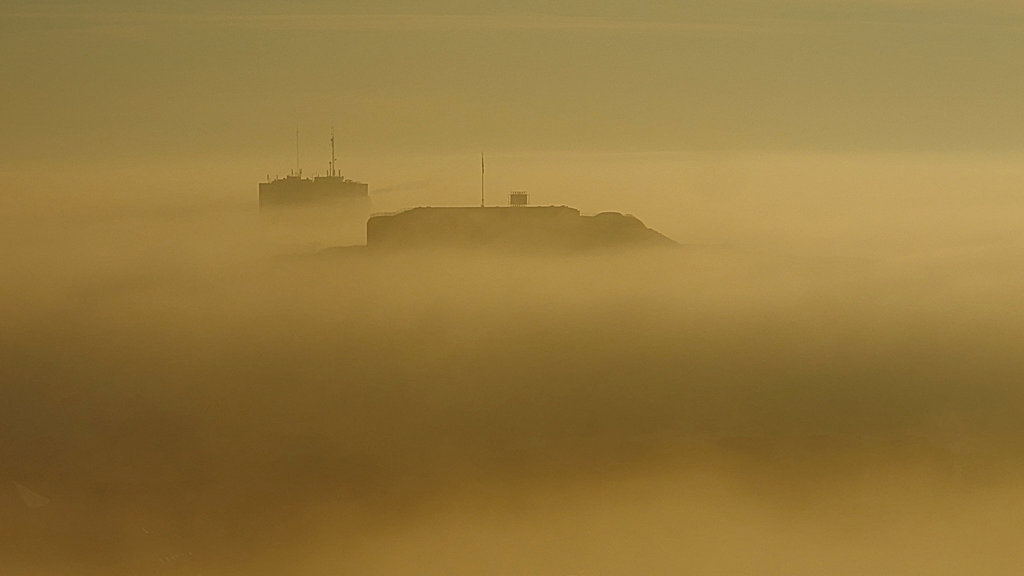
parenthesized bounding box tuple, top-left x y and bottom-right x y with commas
(330, 126, 337, 177)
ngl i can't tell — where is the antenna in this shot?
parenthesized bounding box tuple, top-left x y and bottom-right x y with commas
(295, 128, 301, 177)
(480, 152, 485, 208)
(331, 126, 337, 177)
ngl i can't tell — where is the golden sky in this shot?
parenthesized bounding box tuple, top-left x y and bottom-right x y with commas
(3, 0, 1024, 168)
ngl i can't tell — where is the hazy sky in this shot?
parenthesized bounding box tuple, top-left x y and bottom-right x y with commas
(7, 5, 1024, 574)
(3, 0, 1024, 169)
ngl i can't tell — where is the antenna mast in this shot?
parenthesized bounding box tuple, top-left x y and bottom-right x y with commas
(295, 128, 301, 177)
(331, 126, 337, 177)
(480, 152, 485, 208)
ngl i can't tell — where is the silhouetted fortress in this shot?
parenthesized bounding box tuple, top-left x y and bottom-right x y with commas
(366, 206, 675, 250)
(260, 146, 673, 251)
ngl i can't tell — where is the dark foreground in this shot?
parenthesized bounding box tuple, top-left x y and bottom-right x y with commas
(4, 246, 1024, 575)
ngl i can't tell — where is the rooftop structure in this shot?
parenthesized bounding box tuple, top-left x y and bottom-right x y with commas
(509, 191, 529, 206)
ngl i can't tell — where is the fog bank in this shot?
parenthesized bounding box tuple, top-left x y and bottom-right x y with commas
(3, 153, 1024, 574)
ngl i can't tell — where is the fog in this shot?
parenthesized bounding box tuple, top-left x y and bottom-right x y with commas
(3, 152, 1024, 574)
(6, 0, 1024, 570)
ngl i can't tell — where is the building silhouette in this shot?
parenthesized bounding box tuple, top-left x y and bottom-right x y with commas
(259, 129, 367, 210)
(366, 205, 675, 251)
(258, 173, 368, 210)
(259, 129, 370, 246)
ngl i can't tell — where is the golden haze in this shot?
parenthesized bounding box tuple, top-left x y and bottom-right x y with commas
(3, 2, 1024, 574)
